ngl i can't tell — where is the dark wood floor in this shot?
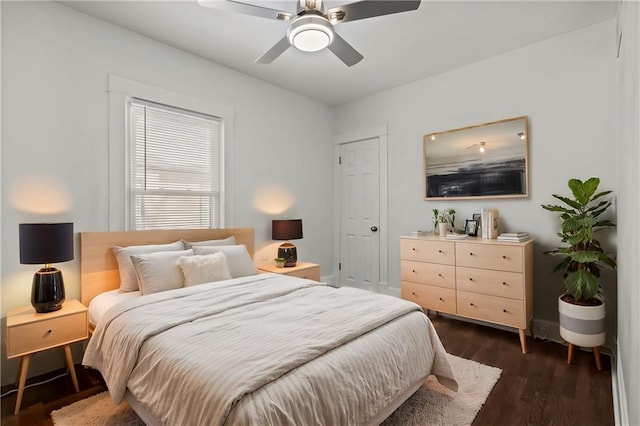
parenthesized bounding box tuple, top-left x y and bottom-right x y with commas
(1, 315, 613, 425)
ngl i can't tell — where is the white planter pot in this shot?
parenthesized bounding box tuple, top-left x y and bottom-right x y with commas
(438, 222, 448, 237)
(558, 295, 606, 347)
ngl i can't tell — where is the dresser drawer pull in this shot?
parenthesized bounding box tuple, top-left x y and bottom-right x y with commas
(438, 250, 443, 253)
(502, 282, 507, 286)
(439, 297, 444, 301)
(412, 270, 416, 273)
(469, 252, 474, 256)
(438, 273, 442, 277)
(412, 247, 416, 251)
(502, 255, 508, 259)
(469, 302, 475, 307)
(47, 329, 52, 334)
(468, 277, 473, 281)
(502, 309, 508, 313)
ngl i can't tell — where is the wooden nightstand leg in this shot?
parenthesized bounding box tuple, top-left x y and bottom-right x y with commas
(15, 356, 23, 386)
(518, 329, 527, 354)
(63, 345, 80, 392)
(14, 354, 30, 415)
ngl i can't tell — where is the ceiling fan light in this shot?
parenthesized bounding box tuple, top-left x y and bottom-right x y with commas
(288, 15, 334, 52)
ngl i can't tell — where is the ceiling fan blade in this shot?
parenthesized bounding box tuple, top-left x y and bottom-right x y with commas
(326, 0, 420, 24)
(256, 36, 291, 64)
(328, 33, 363, 67)
(198, 0, 294, 21)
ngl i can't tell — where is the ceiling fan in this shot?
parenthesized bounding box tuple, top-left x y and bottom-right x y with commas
(197, 0, 421, 66)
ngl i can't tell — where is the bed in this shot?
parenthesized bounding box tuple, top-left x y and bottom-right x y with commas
(80, 228, 457, 425)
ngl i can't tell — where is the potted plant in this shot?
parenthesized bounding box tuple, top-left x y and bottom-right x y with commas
(433, 208, 455, 236)
(274, 257, 286, 268)
(541, 177, 616, 367)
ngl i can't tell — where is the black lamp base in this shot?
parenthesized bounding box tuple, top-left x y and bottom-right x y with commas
(32, 267, 65, 313)
(278, 242, 298, 267)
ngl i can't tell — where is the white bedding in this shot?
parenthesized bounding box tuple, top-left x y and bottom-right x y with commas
(84, 274, 457, 425)
(88, 289, 140, 326)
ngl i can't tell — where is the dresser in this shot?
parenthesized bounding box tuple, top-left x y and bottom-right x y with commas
(400, 235, 533, 353)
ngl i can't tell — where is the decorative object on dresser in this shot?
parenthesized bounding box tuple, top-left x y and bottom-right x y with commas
(424, 116, 529, 200)
(400, 235, 533, 353)
(272, 219, 303, 266)
(432, 208, 455, 236)
(464, 219, 478, 237)
(480, 208, 499, 239)
(6, 299, 88, 415)
(19, 222, 74, 313)
(259, 261, 321, 281)
(541, 177, 616, 370)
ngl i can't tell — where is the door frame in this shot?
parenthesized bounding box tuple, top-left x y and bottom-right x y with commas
(332, 125, 389, 291)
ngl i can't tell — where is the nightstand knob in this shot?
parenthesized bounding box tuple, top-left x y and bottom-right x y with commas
(503, 309, 508, 313)
(470, 302, 475, 307)
(47, 329, 52, 334)
(412, 292, 417, 297)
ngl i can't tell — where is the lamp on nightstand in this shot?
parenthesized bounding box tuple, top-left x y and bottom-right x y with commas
(272, 219, 303, 267)
(19, 223, 74, 313)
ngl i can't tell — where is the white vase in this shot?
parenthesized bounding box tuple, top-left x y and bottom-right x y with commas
(558, 295, 606, 347)
(438, 222, 448, 237)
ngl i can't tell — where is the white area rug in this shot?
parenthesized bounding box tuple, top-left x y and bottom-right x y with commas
(51, 354, 500, 426)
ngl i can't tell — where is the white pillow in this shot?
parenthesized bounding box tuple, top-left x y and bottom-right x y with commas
(192, 245, 257, 278)
(113, 240, 185, 292)
(181, 236, 236, 249)
(130, 249, 194, 295)
(178, 252, 232, 287)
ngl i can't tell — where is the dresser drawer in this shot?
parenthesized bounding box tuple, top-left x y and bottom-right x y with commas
(400, 261, 455, 289)
(7, 311, 88, 358)
(455, 243, 523, 272)
(286, 267, 321, 281)
(401, 239, 455, 265)
(401, 282, 456, 314)
(457, 291, 525, 328)
(456, 266, 524, 300)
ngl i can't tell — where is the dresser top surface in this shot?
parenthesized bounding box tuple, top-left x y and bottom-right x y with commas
(401, 235, 533, 246)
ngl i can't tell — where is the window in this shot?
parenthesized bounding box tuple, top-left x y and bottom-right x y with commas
(128, 99, 222, 230)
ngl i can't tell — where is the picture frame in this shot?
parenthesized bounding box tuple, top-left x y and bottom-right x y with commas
(465, 219, 479, 237)
(423, 116, 529, 199)
(472, 213, 482, 236)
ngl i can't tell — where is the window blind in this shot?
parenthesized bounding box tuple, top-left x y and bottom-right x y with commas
(128, 99, 222, 230)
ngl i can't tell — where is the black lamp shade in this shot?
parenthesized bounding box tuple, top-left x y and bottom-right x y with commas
(19, 223, 74, 264)
(19, 223, 73, 313)
(272, 219, 303, 241)
(272, 219, 303, 267)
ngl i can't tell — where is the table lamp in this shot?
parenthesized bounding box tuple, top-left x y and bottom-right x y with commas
(19, 223, 74, 313)
(272, 219, 303, 267)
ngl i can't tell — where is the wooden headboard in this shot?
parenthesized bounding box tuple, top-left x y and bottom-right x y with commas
(80, 228, 254, 307)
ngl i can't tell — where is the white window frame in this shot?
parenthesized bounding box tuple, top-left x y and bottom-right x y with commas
(108, 75, 234, 230)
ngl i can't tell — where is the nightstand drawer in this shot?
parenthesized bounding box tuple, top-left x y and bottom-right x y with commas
(286, 267, 321, 281)
(7, 311, 88, 358)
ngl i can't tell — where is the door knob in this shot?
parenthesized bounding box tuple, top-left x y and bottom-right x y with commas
(370, 226, 378, 232)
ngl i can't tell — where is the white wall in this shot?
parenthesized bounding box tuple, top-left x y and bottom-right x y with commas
(0, 1, 333, 384)
(333, 21, 618, 333)
(616, 3, 640, 424)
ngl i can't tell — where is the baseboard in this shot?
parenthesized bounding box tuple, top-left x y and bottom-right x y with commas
(612, 342, 629, 426)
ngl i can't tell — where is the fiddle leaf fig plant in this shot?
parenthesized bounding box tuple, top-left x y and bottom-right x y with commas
(541, 177, 616, 303)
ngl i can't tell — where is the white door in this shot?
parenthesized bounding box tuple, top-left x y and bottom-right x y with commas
(339, 138, 380, 290)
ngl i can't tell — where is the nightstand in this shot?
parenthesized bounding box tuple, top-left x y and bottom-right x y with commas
(6, 299, 88, 415)
(259, 261, 321, 281)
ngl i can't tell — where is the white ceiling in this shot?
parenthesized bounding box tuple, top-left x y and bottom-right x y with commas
(60, 0, 617, 105)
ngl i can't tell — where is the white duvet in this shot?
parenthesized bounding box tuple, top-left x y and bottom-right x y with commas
(83, 274, 457, 425)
